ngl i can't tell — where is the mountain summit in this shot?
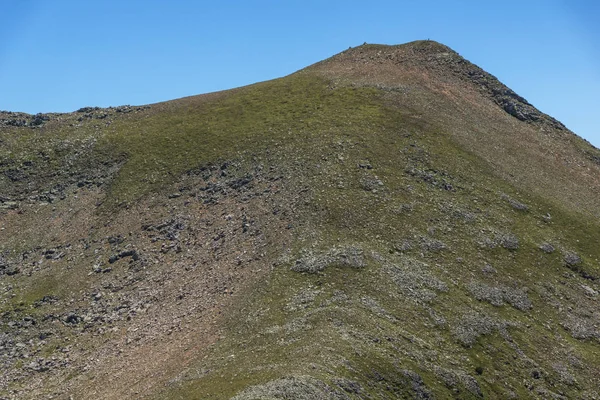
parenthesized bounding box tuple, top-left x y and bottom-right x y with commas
(313, 40, 565, 128)
(1, 41, 599, 399)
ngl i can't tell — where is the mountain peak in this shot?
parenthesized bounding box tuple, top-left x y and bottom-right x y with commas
(316, 39, 460, 68)
(2, 39, 600, 399)
(309, 40, 566, 131)
(356, 39, 456, 54)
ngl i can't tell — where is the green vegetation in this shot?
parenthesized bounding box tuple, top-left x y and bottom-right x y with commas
(101, 75, 385, 205)
(1, 41, 599, 399)
(154, 72, 600, 398)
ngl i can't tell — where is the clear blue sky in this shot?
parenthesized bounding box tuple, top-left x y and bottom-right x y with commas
(1, 0, 598, 146)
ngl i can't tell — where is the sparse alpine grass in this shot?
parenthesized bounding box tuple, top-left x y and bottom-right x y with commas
(1, 41, 600, 399)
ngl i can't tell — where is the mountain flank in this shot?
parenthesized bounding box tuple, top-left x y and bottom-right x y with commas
(1, 40, 600, 399)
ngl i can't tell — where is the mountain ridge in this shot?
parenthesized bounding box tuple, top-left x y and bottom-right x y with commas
(1, 41, 600, 399)
(306, 40, 566, 129)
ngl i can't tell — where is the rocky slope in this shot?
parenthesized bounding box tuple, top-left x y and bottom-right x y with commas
(1, 40, 599, 399)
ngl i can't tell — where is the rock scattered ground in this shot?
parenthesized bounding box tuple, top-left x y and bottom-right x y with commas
(1, 40, 600, 399)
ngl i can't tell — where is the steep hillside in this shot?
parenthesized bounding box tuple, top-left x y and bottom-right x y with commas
(1, 41, 599, 399)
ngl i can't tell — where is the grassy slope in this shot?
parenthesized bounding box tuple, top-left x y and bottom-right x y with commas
(1, 41, 599, 399)
(101, 76, 385, 206)
(156, 73, 600, 399)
